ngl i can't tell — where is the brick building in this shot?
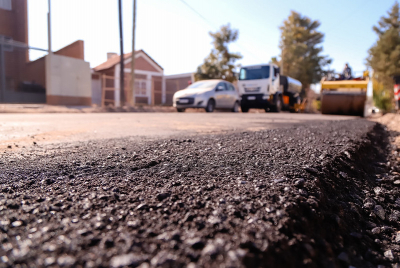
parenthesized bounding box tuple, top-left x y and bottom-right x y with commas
(92, 51, 194, 106)
(0, 0, 91, 105)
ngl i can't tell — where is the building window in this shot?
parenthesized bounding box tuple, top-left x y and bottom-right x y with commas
(134, 80, 147, 96)
(0, 0, 12, 10)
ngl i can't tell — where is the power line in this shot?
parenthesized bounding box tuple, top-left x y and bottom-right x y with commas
(179, 0, 215, 29)
(178, 0, 261, 62)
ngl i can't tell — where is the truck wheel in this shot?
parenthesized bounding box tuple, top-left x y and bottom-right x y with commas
(205, 99, 215, 113)
(241, 105, 249, 113)
(272, 95, 282, 113)
(289, 96, 301, 113)
(177, 108, 185, 113)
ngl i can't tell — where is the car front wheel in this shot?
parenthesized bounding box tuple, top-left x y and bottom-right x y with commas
(177, 108, 185, 113)
(205, 99, 215, 113)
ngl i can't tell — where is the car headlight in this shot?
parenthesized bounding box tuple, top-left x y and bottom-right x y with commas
(195, 93, 204, 99)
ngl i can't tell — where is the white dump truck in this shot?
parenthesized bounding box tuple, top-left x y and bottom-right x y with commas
(237, 64, 303, 113)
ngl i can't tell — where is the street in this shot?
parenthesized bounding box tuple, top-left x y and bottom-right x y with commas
(0, 0, 398, 266)
(0, 112, 354, 150)
(3, 113, 400, 267)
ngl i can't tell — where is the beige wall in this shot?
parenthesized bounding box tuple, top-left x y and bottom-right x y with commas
(46, 54, 91, 105)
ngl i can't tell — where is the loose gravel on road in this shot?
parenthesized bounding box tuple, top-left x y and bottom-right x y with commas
(1, 119, 400, 268)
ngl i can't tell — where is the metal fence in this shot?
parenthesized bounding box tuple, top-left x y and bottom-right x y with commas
(0, 36, 48, 103)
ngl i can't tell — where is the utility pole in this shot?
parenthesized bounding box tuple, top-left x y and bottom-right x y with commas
(130, 0, 136, 105)
(0, 40, 5, 102)
(47, 0, 52, 53)
(118, 0, 125, 106)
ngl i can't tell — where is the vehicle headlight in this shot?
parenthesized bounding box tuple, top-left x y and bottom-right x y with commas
(196, 93, 204, 99)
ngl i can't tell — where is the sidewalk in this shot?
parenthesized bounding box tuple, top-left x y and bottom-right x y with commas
(0, 104, 177, 113)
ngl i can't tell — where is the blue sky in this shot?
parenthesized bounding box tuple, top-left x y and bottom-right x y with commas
(28, 0, 395, 76)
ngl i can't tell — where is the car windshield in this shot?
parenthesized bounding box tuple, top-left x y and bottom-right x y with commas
(187, 81, 219, 89)
(239, 66, 270, 80)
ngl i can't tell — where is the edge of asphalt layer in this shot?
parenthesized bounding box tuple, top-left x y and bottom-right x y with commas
(0, 119, 398, 267)
(258, 121, 392, 268)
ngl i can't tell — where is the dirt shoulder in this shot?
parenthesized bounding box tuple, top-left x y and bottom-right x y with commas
(374, 113, 400, 147)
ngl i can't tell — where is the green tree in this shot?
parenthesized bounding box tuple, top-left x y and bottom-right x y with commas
(271, 57, 280, 66)
(373, 77, 393, 112)
(367, 2, 400, 111)
(195, 24, 242, 82)
(278, 11, 331, 91)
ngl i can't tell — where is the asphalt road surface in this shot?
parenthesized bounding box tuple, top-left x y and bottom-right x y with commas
(2, 112, 400, 267)
(0, 113, 354, 150)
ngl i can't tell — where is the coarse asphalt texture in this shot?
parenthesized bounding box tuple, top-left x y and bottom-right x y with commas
(1, 118, 399, 268)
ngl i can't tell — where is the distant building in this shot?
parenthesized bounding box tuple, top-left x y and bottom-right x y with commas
(0, 0, 91, 105)
(93, 50, 164, 106)
(92, 51, 194, 106)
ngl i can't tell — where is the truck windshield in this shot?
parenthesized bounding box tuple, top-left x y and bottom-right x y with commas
(239, 66, 270, 80)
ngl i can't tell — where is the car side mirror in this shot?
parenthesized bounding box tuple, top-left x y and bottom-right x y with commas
(216, 86, 224, 91)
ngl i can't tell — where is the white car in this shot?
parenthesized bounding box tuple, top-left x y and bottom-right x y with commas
(173, 79, 240, 113)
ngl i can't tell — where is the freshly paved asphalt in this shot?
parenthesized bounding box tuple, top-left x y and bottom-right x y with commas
(0, 112, 354, 150)
(2, 112, 396, 267)
(1, 118, 387, 267)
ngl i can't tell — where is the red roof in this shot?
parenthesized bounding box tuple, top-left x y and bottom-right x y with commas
(93, 49, 163, 72)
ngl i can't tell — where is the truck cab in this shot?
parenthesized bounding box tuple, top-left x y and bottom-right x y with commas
(237, 64, 282, 112)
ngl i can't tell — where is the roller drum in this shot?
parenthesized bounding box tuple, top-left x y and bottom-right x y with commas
(321, 92, 366, 116)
